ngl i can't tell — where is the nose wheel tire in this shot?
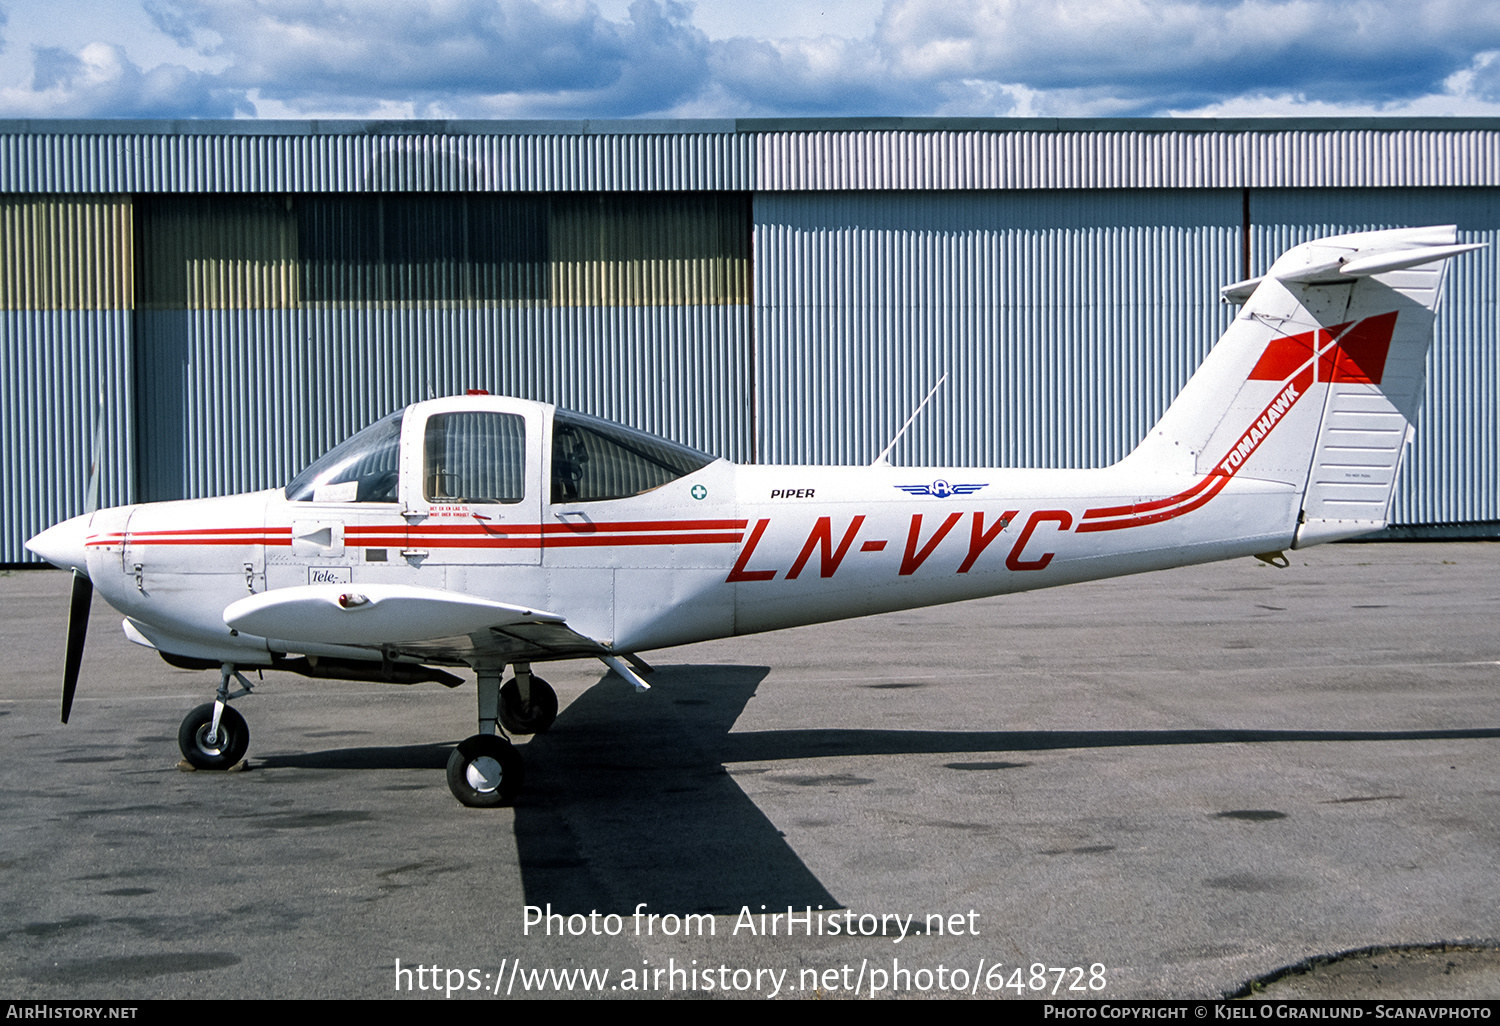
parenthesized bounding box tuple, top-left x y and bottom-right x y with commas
(498, 675, 558, 735)
(178, 703, 249, 770)
(447, 734, 524, 807)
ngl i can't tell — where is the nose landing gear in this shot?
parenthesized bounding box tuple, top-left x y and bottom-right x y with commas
(178, 703, 249, 769)
(177, 662, 255, 770)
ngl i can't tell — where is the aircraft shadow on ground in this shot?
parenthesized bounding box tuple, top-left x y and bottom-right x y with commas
(510, 663, 837, 916)
(260, 663, 1500, 916)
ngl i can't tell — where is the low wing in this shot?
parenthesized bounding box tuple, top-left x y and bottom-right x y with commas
(224, 584, 563, 645)
(222, 584, 610, 668)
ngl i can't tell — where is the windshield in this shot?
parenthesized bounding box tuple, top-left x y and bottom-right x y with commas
(285, 410, 404, 502)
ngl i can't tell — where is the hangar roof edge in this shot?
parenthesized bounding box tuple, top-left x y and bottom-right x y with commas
(4, 116, 1500, 137)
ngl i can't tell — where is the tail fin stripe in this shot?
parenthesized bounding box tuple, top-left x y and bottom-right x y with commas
(1079, 367, 1316, 533)
(1081, 471, 1220, 520)
(1077, 472, 1234, 533)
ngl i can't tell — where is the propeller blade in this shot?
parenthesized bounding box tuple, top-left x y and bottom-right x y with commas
(62, 392, 105, 723)
(62, 570, 93, 724)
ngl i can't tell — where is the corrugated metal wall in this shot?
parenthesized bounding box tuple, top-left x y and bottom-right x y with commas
(132, 305, 750, 503)
(550, 193, 749, 306)
(137, 191, 749, 309)
(0, 194, 134, 308)
(129, 192, 752, 507)
(1249, 189, 1499, 526)
(754, 129, 1500, 191)
(5, 123, 1500, 194)
(754, 190, 1241, 467)
(1, 196, 135, 561)
(136, 194, 299, 309)
(295, 194, 549, 304)
(0, 130, 756, 194)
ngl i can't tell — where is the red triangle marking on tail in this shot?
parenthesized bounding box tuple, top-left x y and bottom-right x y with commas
(1248, 313, 1396, 385)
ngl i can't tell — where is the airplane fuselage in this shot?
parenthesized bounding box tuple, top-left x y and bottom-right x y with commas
(71, 451, 1299, 670)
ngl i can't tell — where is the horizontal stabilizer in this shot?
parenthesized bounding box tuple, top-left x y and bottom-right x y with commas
(1221, 227, 1482, 303)
(1330, 242, 1484, 278)
(224, 584, 565, 646)
(1281, 242, 1485, 284)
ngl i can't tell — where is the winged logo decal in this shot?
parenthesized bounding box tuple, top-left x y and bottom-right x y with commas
(895, 480, 988, 498)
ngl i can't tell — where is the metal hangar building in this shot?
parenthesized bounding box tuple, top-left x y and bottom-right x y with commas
(2, 116, 1497, 563)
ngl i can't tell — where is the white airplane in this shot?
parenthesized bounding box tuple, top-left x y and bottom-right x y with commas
(26, 226, 1481, 807)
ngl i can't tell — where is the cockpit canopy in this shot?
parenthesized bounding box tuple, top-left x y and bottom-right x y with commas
(549, 409, 713, 503)
(285, 402, 715, 505)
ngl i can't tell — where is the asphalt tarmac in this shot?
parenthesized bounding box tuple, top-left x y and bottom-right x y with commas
(2, 542, 1497, 1000)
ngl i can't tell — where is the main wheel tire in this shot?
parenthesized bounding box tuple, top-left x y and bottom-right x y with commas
(178, 703, 249, 770)
(446, 734, 525, 807)
(498, 675, 558, 735)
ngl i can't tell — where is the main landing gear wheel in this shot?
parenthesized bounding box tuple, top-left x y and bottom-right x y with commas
(178, 703, 249, 770)
(499, 675, 558, 735)
(446, 734, 525, 807)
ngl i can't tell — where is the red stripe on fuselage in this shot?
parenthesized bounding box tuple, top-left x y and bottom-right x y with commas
(87, 531, 290, 547)
(349, 519, 747, 537)
(94, 519, 747, 549)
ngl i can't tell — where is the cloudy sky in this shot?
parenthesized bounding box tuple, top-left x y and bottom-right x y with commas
(3, 0, 1500, 120)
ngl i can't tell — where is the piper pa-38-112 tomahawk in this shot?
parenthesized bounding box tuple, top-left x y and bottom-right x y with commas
(27, 226, 1482, 807)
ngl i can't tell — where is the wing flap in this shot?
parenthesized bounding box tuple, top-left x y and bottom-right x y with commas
(224, 584, 565, 646)
(387, 620, 613, 664)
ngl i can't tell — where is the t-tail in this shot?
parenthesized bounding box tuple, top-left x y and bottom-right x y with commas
(1115, 225, 1481, 548)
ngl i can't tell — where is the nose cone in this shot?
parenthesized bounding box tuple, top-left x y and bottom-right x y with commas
(26, 514, 92, 575)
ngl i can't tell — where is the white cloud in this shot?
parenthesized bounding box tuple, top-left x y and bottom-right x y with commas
(693, 0, 1500, 118)
(140, 0, 712, 117)
(1461, 49, 1500, 102)
(0, 40, 248, 117)
(868, 0, 1500, 113)
(2, 0, 1500, 120)
(704, 34, 933, 116)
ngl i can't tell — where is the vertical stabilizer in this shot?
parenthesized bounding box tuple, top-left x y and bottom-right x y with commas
(1122, 226, 1480, 547)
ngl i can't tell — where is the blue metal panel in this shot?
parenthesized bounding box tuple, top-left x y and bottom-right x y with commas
(0, 130, 756, 194)
(1, 310, 134, 562)
(754, 190, 1241, 469)
(4, 123, 1500, 194)
(0, 194, 135, 561)
(131, 305, 751, 503)
(752, 128, 1500, 191)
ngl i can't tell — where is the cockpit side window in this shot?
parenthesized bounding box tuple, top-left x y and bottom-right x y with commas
(424, 412, 527, 504)
(285, 410, 404, 502)
(551, 410, 714, 503)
